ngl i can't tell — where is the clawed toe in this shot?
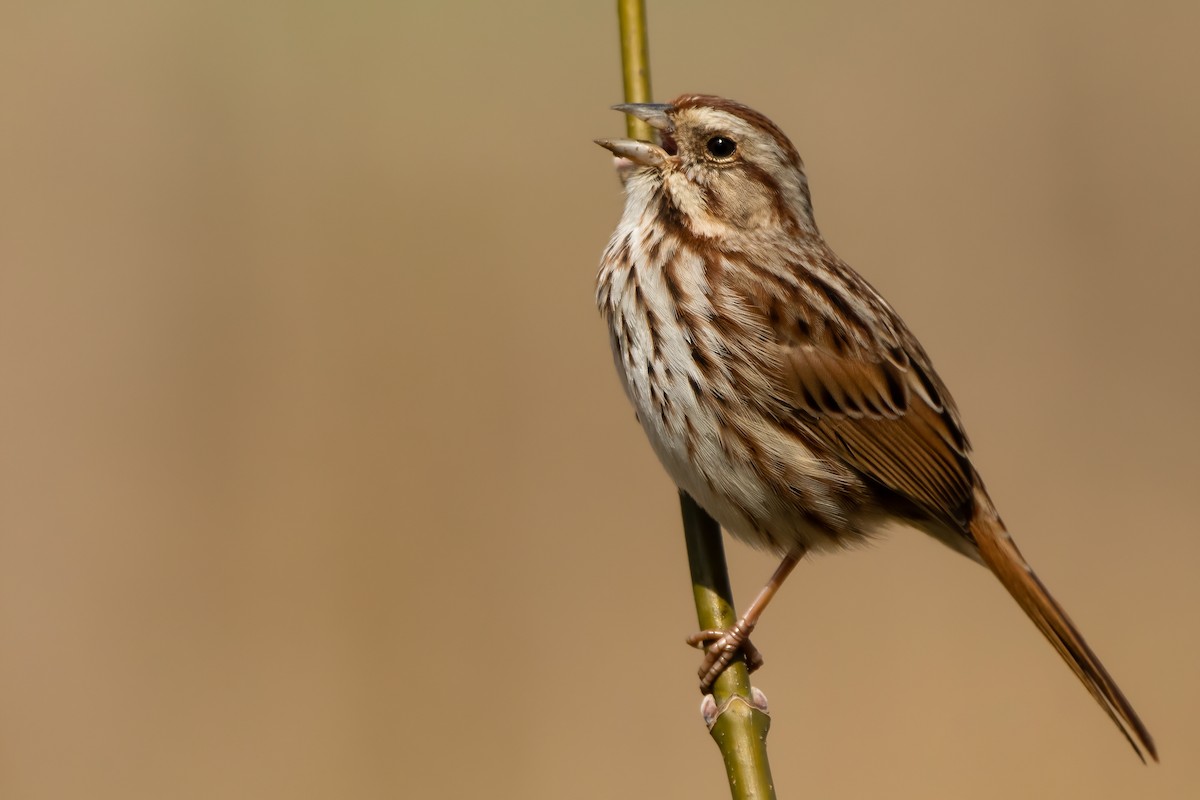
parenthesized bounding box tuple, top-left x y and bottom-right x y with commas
(687, 622, 762, 692)
(679, 552, 804, 693)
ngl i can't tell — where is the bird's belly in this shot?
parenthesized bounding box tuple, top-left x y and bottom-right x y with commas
(609, 321, 878, 555)
(621, 355, 768, 544)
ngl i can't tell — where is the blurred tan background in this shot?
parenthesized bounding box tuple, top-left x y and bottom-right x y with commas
(1, 1, 1197, 797)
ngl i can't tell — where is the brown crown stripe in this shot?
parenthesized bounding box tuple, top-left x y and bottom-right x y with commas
(671, 94, 805, 173)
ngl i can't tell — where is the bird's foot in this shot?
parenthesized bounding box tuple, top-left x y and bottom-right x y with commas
(686, 619, 762, 692)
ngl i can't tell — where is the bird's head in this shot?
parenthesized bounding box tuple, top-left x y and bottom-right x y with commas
(596, 94, 819, 240)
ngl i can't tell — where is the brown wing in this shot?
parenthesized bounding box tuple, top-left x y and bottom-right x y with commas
(732, 255, 976, 528)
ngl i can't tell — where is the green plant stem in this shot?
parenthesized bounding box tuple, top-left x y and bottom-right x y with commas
(616, 0, 654, 142)
(613, 2, 778, 797)
(680, 493, 777, 800)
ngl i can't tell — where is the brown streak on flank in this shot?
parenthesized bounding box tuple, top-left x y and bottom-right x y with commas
(628, 263, 664, 360)
(732, 503, 771, 549)
(619, 317, 636, 366)
(640, 226, 657, 255)
(621, 234, 634, 264)
(612, 234, 633, 271)
(596, 273, 612, 313)
(795, 499, 844, 544)
(691, 343, 716, 380)
(646, 362, 670, 426)
(710, 402, 735, 460)
(598, 235, 635, 314)
(639, 226, 666, 285)
(730, 420, 773, 486)
(661, 243, 720, 388)
(683, 415, 698, 463)
(703, 254, 747, 347)
(750, 520, 780, 552)
(771, 420, 858, 540)
(726, 416, 758, 457)
(754, 432, 846, 544)
(660, 243, 693, 338)
(708, 307, 740, 350)
(775, 414, 829, 461)
(646, 308, 663, 360)
(660, 240, 684, 304)
(647, 236, 662, 263)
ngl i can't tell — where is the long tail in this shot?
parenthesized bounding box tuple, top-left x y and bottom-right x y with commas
(969, 497, 1157, 762)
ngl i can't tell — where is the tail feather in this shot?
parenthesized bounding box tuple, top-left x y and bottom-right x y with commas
(969, 505, 1157, 762)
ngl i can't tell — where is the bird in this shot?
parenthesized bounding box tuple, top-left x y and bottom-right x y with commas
(594, 94, 1156, 761)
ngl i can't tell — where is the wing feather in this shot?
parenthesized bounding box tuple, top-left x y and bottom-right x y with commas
(731, 259, 975, 527)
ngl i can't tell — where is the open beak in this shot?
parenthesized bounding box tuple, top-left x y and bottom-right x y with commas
(595, 103, 677, 168)
(594, 137, 671, 168)
(611, 103, 674, 132)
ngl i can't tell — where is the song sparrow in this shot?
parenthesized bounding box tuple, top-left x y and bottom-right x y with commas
(595, 94, 1155, 760)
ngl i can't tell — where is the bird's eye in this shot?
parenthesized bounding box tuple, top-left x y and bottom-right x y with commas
(705, 136, 737, 160)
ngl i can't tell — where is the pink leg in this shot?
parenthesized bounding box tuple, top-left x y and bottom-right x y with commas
(687, 549, 805, 692)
